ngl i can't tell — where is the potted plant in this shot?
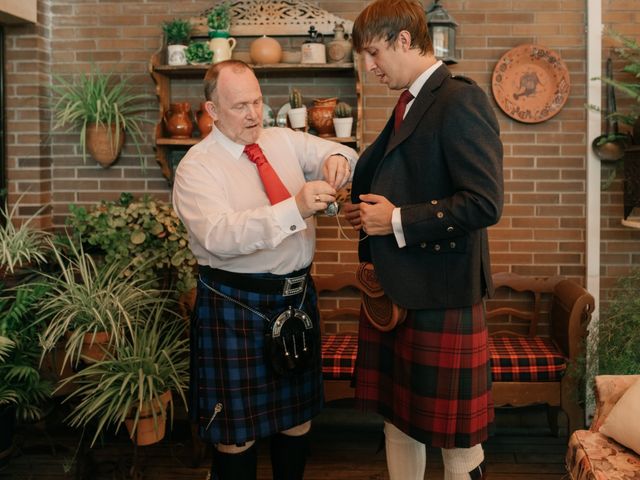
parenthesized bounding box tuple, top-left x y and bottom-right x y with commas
(185, 41, 213, 65)
(332, 101, 353, 138)
(57, 296, 189, 446)
(162, 18, 191, 66)
(37, 238, 162, 370)
(51, 67, 154, 168)
(65, 192, 197, 298)
(207, 1, 231, 38)
(287, 88, 307, 130)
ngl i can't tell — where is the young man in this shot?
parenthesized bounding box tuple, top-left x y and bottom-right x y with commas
(344, 1, 504, 479)
(173, 60, 357, 480)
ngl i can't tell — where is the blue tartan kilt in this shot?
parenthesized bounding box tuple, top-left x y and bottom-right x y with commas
(190, 273, 323, 445)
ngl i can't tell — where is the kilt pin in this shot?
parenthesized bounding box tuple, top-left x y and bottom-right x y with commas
(190, 275, 323, 445)
(355, 302, 494, 449)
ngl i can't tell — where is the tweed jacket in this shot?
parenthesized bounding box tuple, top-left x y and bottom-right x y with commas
(351, 64, 504, 310)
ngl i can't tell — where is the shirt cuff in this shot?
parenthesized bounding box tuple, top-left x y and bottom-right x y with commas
(273, 197, 307, 235)
(392, 207, 406, 248)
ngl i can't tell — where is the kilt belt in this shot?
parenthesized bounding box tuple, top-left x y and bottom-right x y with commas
(199, 265, 310, 297)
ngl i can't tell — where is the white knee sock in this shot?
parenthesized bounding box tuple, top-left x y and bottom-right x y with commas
(383, 421, 426, 480)
(441, 444, 484, 480)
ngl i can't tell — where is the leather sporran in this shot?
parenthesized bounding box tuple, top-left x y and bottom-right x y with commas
(265, 306, 317, 376)
(356, 262, 407, 332)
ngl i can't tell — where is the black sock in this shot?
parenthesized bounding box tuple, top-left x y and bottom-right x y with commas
(210, 443, 257, 480)
(270, 432, 310, 480)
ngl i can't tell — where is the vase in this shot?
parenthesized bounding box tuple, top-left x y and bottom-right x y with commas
(209, 32, 237, 64)
(164, 102, 194, 139)
(167, 44, 188, 66)
(196, 102, 214, 138)
(327, 22, 353, 63)
(86, 123, 125, 168)
(250, 35, 282, 64)
(301, 26, 326, 64)
(308, 98, 337, 137)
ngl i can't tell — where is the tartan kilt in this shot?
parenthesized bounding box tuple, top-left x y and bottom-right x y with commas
(355, 302, 494, 448)
(190, 274, 323, 445)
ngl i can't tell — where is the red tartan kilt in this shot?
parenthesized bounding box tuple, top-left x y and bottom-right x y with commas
(355, 302, 494, 448)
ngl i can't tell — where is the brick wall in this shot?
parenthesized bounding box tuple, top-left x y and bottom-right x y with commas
(3, 0, 640, 314)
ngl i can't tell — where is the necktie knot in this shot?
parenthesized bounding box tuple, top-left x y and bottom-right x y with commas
(394, 90, 414, 133)
(243, 143, 291, 205)
(244, 143, 266, 166)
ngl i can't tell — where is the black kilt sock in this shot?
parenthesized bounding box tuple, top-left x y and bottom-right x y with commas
(210, 444, 257, 480)
(270, 432, 310, 480)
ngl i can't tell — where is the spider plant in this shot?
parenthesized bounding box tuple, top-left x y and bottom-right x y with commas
(50, 67, 154, 165)
(37, 237, 163, 371)
(0, 194, 50, 278)
(57, 296, 188, 446)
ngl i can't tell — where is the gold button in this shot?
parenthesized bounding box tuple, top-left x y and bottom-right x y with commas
(450, 242, 456, 249)
(434, 244, 441, 251)
(420, 242, 427, 248)
(446, 226, 454, 232)
(436, 212, 444, 219)
(430, 199, 438, 205)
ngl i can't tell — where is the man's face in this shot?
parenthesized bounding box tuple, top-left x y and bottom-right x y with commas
(361, 36, 408, 91)
(207, 68, 263, 145)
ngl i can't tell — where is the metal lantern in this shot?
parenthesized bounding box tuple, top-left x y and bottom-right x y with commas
(426, 0, 459, 64)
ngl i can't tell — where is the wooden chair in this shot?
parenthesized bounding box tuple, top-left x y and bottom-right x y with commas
(486, 272, 595, 436)
(312, 270, 361, 402)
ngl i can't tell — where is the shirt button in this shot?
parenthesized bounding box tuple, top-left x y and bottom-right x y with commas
(420, 242, 427, 248)
(450, 242, 456, 249)
(434, 244, 441, 251)
(446, 226, 454, 232)
(436, 212, 444, 219)
(430, 199, 438, 205)
(290, 225, 296, 231)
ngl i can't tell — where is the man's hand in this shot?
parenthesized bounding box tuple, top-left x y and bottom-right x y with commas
(295, 180, 337, 218)
(322, 154, 351, 189)
(359, 193, 395, 236)
(342, 202, 362, 231)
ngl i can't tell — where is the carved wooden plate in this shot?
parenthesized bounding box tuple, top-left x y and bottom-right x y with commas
(491, 44, 570, 123)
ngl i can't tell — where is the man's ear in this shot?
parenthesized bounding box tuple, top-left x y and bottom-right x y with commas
(397, 30, 412, 51)
(205, 100, 218, 121)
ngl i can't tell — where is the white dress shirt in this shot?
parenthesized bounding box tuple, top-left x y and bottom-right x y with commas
(172, 127, 358, 275)
(392, 60, 443, 248)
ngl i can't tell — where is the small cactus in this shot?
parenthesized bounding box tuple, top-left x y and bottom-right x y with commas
(333, 101, 352, 118)
(289, 88, 303, 109)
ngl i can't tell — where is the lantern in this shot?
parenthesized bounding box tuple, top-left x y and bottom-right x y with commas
(426, 0, 459, 64)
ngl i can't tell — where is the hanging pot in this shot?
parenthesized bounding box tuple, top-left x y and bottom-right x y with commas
(86, 123, 125, 168)
(592, 58, 626, 162)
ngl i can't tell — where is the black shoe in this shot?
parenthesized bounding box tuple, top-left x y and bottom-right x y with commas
(469, 460, 487, 480)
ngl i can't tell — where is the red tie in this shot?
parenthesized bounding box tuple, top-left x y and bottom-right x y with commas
(244, 143, 291, 205)
(393, 90, 414, 133)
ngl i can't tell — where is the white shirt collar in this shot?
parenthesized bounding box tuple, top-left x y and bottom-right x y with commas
(211, 127, 249, 160)
(408, 60, 443, 98)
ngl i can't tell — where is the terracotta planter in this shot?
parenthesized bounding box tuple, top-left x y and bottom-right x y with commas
(86, 123, 124, 168)
(125, 391, 172, 446)
(79, 331, 112, 364)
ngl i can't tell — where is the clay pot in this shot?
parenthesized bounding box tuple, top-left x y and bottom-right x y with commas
(250, 35, 282, 64)
(80, 331, 112, 363)
(164, 102, 194, 139)
(125, 391, 172, 446)
(86, 123, 124, 168)
(308, 98, 337, 137)
(196, 102, 214, 137)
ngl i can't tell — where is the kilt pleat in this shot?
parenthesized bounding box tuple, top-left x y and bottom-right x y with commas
(190, 275, 323, 445)
(355, 302, 494, 448)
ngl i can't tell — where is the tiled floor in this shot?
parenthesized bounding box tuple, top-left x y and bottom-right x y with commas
(0, 401, 569, 479)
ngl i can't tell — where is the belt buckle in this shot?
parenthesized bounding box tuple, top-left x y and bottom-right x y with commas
(283, 274, 306, 296)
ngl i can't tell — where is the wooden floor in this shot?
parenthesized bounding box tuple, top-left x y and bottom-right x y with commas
(0, 401, 569, 480)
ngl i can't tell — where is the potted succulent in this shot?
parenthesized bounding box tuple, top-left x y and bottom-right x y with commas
(57, 296, 189, 446)
(162, 18, 191, 66)
(36, 238, 162, 371)
(287, 88, 307, 130)
(185, 41, 213, 65)
(332, 101, 353, 138)
(65, 192, 197, 298)
(50, 67, 154, 168)
(207, 1, 231, 38)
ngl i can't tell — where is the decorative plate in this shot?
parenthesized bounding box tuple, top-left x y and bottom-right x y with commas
(491, 44, 570, 124)
(263, 103, 275, 128)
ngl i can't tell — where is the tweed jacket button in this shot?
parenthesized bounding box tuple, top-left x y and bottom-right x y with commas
(436, 211, 444, 219)
(446, 226, 454, 232)
(434, 244, 441, 251)
(420, 242, 427, 248)
(450, 242, 456, 249)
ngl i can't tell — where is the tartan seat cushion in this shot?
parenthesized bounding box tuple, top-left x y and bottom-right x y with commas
(489, 336, 567, 382)
(321, 333, 358, 381)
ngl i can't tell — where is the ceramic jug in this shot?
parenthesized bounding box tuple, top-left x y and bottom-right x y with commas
(163, 102, 193, 139)
(196, 102, 214, 138)
(301, 26, 326, 64)
(209, 34, 237, 64)
(327, 23, 353, 63)
(308, 97, 337, 137)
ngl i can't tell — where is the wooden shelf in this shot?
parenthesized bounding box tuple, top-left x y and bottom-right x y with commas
(153, 62, 355, 78)
(156, 137, 201, 146)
